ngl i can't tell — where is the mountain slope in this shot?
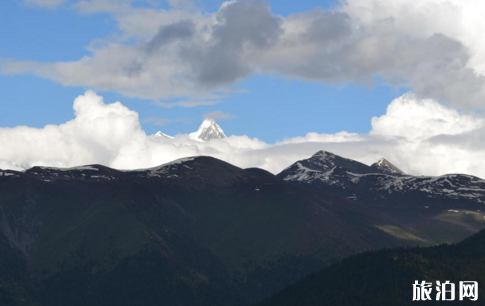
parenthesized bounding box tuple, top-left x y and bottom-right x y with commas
(0, 156, 411, 306)
(258, 229, 485, 306)
(278, 151, 485, 244)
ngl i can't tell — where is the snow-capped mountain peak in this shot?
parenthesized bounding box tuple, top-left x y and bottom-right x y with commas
(278, 150, 376, 183)
(153, 131, 174, 139)
(307, 150, 375, 174)
(370, 158, 405, 175)
(190, 118, 226, 141)
(278, 150, 485, 205)
(312, 150, 334, 160)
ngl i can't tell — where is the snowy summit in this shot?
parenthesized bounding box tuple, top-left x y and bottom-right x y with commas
(153, 131, 174, 139)
(370, 158, 405, 175)
(190, 118, 226, 141)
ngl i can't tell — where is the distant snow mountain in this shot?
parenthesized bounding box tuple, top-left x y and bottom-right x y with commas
(151, 118, 226, 142)
(189, 118, 226, 141)
(153, 131, 174, 139)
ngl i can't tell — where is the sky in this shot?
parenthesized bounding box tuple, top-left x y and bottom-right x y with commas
(0, 0, 401, 141)
(1, 0, 485, 177)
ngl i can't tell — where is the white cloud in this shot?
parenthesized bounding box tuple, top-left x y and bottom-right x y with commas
(370, 93, 484, 140)
(6, 0, 485, 109)
(1, 91, 485, 179)
(0, 160, 24, 171)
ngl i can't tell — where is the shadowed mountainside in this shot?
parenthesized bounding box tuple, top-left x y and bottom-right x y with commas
(258, 229, 485, 306)
(0, 156, 410, 306)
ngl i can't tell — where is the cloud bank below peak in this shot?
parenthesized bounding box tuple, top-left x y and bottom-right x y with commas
(4, 0, 485, 109)
(1, 91, 485, 178)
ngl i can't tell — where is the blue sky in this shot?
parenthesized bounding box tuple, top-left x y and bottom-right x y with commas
(2, 0, 485, 178)
(0, 0, 407, 142)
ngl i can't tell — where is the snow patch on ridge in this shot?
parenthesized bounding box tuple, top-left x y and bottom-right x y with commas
(37, 165, 100, 172)
(152, 131, 174, 139)
(130, 157, 197, 178)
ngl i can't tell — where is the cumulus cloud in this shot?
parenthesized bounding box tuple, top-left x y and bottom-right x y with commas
(370, 94, 484, 140)
(5, 0, 485, 109)
(255, 3, 485, 109)
(1, 91, 485, 178)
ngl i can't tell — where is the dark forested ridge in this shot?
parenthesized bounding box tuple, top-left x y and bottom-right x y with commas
(0, 156, 409, 306)
(258, 230, 485, 306)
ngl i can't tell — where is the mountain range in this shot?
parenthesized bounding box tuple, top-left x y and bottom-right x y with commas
(279, 151, 485, 244)
(0, 151, 484, 305)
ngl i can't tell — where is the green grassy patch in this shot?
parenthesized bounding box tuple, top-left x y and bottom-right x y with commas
(375, 224, 427, 243)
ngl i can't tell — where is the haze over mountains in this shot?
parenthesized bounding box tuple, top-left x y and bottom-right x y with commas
(1, 150, 485, 305)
